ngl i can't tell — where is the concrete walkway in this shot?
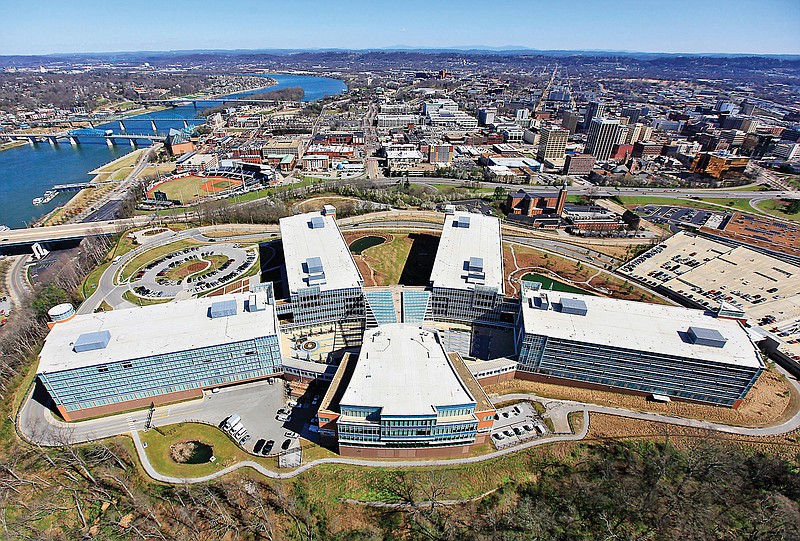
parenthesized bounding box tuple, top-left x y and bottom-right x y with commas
(20, 366, 800, 484)
(128, 367, 800, 484)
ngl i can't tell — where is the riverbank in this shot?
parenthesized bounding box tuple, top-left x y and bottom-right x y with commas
(0, 73, 346, 228)
(183, 76, 278, 101)
(37, 148, 147, 226)
(0, 140, 28, 153)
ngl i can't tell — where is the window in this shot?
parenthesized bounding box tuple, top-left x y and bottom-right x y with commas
(98, 366, 109, 373)
(122, 362, 133, 369)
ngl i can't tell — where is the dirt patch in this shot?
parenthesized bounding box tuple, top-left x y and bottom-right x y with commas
(169, 440, 214, 464)
(586, 413, 800, 459)
(486, 366, 796, 428)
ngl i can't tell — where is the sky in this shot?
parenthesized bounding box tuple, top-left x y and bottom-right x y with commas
(1, 0, 798, 56)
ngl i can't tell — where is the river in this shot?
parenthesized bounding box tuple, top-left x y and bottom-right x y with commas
(0, 74, 347, 229)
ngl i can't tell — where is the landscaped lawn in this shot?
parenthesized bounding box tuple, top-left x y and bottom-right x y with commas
(362, 234, 413, 284)
(619, 195, 767, 217)
(754, 199, 800, 222)
(122, 291, 171, 306)
(120, 239, 201, 281)
(96, 149, 144, 173)
(140, 422, 271, 478)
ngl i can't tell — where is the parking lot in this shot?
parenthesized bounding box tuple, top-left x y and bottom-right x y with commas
(637, 204, 730, 234)
(490, 402, 550, 449)
(127, 243, 256, 300)
(152, 379, 306, 457)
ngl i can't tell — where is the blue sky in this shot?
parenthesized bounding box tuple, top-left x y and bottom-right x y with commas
(1, 0, 798, 55)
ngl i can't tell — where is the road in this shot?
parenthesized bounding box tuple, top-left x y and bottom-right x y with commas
(2, 174, 797, 249)
(4, 254, 31, 308)
(78, 226, 218, 314)
(18, 362, 800, 483)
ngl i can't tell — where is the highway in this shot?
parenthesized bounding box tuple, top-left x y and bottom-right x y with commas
(2, 172, 796, 249)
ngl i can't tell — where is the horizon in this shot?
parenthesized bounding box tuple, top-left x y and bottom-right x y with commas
(1, 0, 798, 56)
(2, 45, 800, 59)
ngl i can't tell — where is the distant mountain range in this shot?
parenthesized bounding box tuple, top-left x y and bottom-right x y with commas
(2, 47, 799, 63)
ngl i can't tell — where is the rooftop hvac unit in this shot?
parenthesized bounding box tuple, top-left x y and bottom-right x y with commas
(455, 215, 471, 228)
(687, 326, 727, 348)
(247, 293, 267, 312)
(468, 257, 484, 272)
(309, 216, 325, 229)
(560, 298, 588, 316)
(304, 256, 327, 286)
(209, 299, 238, 319)
(73, 330, 111, 353)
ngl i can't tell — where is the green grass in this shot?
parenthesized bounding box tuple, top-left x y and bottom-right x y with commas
(95, 149, 143, 173)
(163, 254, 228, 282)
(431, 183, 495, 194)
(148, 175, 241, 204)
(754, 199, 800, 222)
(362, 234, 413, 284)
(122, 291, 172, 306)
(521, 272, 593, 295)
(80, 233, 138, 299)
(120, 239, 200, 281)
(703, 197, 760, 214)
(81, 260, 111, 300)
(729, 184, 771, 192)
(620, 195, 765, 216)
(140, 422, 276, 478)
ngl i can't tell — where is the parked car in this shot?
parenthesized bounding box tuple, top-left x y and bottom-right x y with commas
(262, 440, 274, 455)
(239, 434, 251, 445)
(281, 439, 291, 450)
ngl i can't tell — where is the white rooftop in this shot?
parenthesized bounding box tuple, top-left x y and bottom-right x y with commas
(521, 290, 762, 369)
(339, 325, 476, 416)
(37, 292, 278, 373)
(430, 212, 504, 292)
(279, 211, 363, 293)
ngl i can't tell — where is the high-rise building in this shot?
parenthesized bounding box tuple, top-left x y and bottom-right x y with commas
(584, 101, 606, 125)
(621, 106, 642, 124)
(561, 110, 582, 135)
(585, 118, 621, 161)
(536, 127, 569, 162)
(477, 107, 497, 126)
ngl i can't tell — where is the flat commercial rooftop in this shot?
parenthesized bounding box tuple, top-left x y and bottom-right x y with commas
(618, 232, 800, 360)
(279, 211, 363, 294)
(38, 293, 278, 373)
(702, 211, 800, 260)
(429, 212, 504, 292)
(339, 325, 476, 416)
(521, 290, 761, 369)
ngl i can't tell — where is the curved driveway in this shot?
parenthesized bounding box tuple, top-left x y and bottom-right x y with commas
(18, 363, 800, 483)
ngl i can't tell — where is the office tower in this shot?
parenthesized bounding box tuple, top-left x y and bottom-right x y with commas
(537, 127, 569, 161)
(477, 107, 497, 126)
(584, 101, 606, 124)
(585, 118, 621, 161)
(561, 110, 582, 135)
